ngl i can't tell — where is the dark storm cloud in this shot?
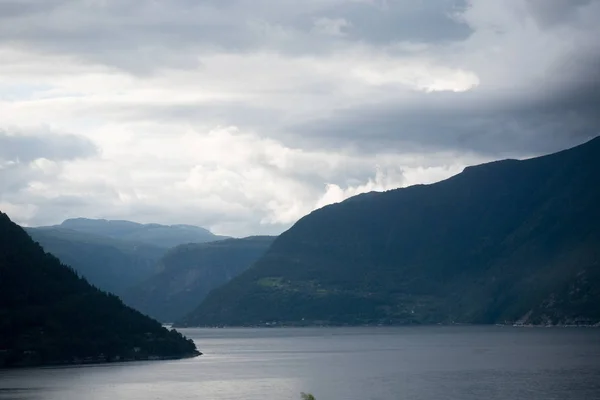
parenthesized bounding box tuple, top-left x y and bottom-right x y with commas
(0, 0, 470, 73)
(284, 0, 600, 159)
(291, 98, 599, 158)
(2, 0, 594, 158)
(290, 54, 600, 157)
(0, 129, 98, 163)
(1, 0, 599, 234)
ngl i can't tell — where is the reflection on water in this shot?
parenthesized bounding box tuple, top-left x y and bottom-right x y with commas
(1, 327, 599, 400)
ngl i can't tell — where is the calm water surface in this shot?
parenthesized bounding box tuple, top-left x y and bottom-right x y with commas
(1, 327, 599, 400)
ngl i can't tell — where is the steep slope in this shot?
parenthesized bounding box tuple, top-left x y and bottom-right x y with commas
(27, 227, 165, 296)
(41, 218, 228, 248)
(178, 137, 600, 327)
(122, 236, 275, 322)
(0, 212, 199, 368)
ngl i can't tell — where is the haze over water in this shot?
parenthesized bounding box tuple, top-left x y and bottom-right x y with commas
(1, 327, 599, 400)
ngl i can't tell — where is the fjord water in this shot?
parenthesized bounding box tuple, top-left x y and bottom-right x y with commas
(1, 327, 599, 400)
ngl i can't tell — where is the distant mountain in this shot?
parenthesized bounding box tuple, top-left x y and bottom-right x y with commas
(0, 212, 199, 368)
(26, 227, 166, 297)
(40, 218, 229, 248)
(177, 137, 600, 327)
(123, 236, 276, 322)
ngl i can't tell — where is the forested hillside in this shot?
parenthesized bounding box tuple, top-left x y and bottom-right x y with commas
(0, 213, 200, 368)
(178, 137, 600, 327)
(27, 227, 165, 296)
(123, 236, 275, 322)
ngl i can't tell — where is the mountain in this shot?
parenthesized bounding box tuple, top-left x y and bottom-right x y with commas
(40, 218, 228, 248)
(177, 137, 600, 327)
(0, 212, 200, 368)
(26, 227, 166, 297)
(122, 236, 276, 322)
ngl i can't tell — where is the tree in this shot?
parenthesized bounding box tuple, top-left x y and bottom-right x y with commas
(300, 393, 316, 400)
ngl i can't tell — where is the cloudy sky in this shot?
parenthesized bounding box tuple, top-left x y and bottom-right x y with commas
(1, 0, 599, 236)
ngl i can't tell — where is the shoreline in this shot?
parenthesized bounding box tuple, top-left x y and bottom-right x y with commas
(0, 351, 201, 371)
(176, 322, 600, 329)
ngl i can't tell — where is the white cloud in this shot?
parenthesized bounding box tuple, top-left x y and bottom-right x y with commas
(0, 122, 480, 236)
(0, 0, 598, 235)
(315, 166, 403, 208)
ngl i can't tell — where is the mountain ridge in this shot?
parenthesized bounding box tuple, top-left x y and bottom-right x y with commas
(35, 218, 229, 248)
(177, 137, 600, 327)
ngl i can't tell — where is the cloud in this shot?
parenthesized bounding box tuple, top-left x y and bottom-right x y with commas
(0, 124, 485, 236)
(0, 127, 98, 163)
(287, 0, 600, 156)
(0, 128, 98, 220)
(0, 0, 473, 74)
(525, 0, 594, 27)
(312, 17, 352, 37)
(0, 127, 97, 193)
(0, 0, 598, 235)
(290, 80, 600, 157)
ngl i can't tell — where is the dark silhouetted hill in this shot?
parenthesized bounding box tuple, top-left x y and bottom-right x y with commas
(0, 213, 200, 368)
(177, 137, 600, 327)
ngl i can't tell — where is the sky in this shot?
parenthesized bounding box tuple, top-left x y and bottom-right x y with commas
(1, 0, 599, 237)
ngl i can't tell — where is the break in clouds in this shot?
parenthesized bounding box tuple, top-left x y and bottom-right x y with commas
(0, 0, 599, 236)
